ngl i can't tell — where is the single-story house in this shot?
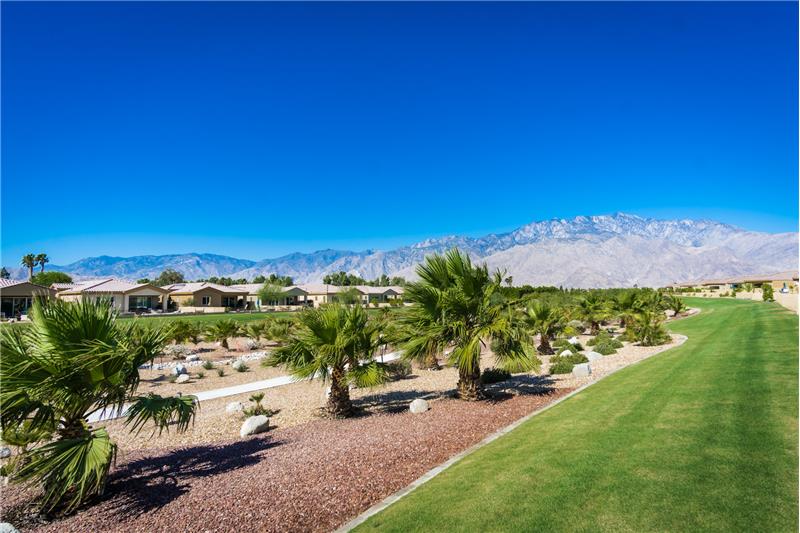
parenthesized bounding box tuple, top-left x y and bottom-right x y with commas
(0, 279, 57, 318)
(230, 284, 310, 309)
(164, 282, 248, 310)
(54, 279, 170, 313)
(727, 271, 799, 292)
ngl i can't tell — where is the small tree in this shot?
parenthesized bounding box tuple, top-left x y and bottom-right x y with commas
(0, 267, 10, 279)
(31, 271, 72, 287)
(762, 283, 774, 302)
(267, 304, 388, 417)
(0, 299, 197, 514)
(155, 269, 185, 287)
(523, 300, 564, 355)
(258, 283, 285, 306)
(205, 319, 241, 349)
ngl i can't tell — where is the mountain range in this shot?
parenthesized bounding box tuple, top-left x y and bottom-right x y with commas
(7, 213, 798, 288)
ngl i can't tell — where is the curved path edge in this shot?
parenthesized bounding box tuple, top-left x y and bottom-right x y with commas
(335, 331, 691, 533)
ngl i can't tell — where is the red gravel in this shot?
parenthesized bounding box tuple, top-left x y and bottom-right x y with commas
(3, 386, 573, 533)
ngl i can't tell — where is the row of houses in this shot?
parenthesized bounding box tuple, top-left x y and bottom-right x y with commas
(0, 278, 405, 318)
(668, 270, 799, 292)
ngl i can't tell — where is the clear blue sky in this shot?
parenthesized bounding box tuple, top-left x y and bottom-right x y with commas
(2, 1, 797, 265)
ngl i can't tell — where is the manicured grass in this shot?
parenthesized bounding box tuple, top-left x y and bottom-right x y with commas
(357, 298, 798, 532)
(116, 311, 297, 327)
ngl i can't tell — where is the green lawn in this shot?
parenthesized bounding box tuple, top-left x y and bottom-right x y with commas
(115, 311, 297, 327)
(357, 298, 799, 532)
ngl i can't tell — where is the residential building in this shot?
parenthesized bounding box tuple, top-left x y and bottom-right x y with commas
(54, 279, 170, 313)
(0, 279, 56, 318)
(164, 282, 248, 310)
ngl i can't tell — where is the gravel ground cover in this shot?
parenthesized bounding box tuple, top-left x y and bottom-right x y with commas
(3, 387, 573, 533)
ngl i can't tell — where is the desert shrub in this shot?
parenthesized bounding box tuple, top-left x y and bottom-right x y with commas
(553, 339, 581, 354)
(386, 360, 412, 380)
(202, 360, 214, 370)
(762, 284, 774, 302)
(196, 371, 205, 379)
(168, 375, 178, 383)
(587, 330, 613, 346)
(216, 368, 225, 377)
(481, 367, 512, 384)
(552, 352, 588, 365)
(593, 342, 617, 355)
(234, 362, 249, 373)
(549, 359, 574, 375)
(243, 392, 276, 417)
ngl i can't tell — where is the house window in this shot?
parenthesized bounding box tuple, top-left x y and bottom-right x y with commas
(201, 296, 211, 306)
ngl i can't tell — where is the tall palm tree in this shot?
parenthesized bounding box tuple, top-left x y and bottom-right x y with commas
(522, 300, 564, 355)
(400, 249, 536, 401)
(35, 253, 49, 273)
(576, 292, 609, 335)
(0, 298, 196, 515)
(21, 254, 36, 280)
(266, 304, 388, 417)
(205, 319, 241, 349)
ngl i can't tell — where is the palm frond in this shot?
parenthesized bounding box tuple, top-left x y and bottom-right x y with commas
(124, 393, 198, 436)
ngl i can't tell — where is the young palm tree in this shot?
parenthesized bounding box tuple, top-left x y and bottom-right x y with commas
(35, 253, 49, 273)
(522, 300, 564, 355)
(611, 290, 642, 330)
(576, 292, 609, 335)
(21, 253, 36, 280)
(665, 294, 687, 318)
(630, 308, 671, 346)
(205, 319, 241, 349)
(0, 299, 196, 515)
(266, 304, 388, 417)
(400, 249, 536, 401)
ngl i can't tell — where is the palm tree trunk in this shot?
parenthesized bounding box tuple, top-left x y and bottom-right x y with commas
(457, 366, 484, 401)
(590, 321, 600, 335)
(537, 334, 554, 355)
(221, 338, 229, 349)
(327, 366, 353, 417)
(28, 266, 33, 280)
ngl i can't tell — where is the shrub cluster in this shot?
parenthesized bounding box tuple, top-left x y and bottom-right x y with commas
(481, 367, 512, 384)
(553, 339, 582, 354)
(587, 331, 623, 355)
(386, 360, 412, 380)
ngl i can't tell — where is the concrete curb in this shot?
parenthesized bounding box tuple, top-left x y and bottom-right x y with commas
(335, 332, 690, 533)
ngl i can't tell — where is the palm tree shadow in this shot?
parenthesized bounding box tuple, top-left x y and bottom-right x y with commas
(486, 374, 557, 399)
(104, 437, 280, 519)
(355, 388, 450, 413)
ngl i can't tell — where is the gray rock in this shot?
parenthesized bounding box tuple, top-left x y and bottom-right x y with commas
(231, 360, 245, 371)
(0, 447, 10, 459)
(559, 349, 573, 357)
(0, 523, 21, 533)
(185, 354, 201, 362)
(175, 374, 190, 384)
(583, 351, 603, 362)
(172, 364, 188, 376)
(572, 363, 592, 378)
(226, 401, 244, 414)
(409, 398, 429, 414)
(240, 415, 270, 437)
(567, 336, 580, 345)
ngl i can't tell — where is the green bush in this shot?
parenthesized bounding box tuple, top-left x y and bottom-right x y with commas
(216, 368, 225, 377)
(552, 353, 588, 365)
(762, 284, 774, 302)
(202, 360, 214, 370)
(235, 362, 249, 373)
(196, 371, 205, 379)
(587, 330, 621, 347)
(553, 339, 582, 354)
(481, 367, 512, 384)
(593, 342, 617, 355)
(386, 360, 412, 380)
(549, 359, 574, 374)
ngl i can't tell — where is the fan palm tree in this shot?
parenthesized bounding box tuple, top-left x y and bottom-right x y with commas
(630, 308, 670, 346)
(611, 290, 642, 330)
(266, 304, 388, 417)
(35, 253, 49, 273)
(205, 319, 241, 349)
(522, 300, 564, 355)
(0, 298, 196, 515)
(21, 254, 36, 280)
(399, 249, 536, 401)
(665, 294, 687, 318)
(575, 292, 609, 335)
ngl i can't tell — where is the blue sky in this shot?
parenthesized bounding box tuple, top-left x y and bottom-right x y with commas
(2, 1, 797, 265)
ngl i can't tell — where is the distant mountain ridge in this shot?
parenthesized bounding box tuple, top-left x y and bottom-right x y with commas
(6, 213, 797, 288)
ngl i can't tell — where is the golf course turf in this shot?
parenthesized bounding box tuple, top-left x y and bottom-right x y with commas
(355, 298, 799, 532)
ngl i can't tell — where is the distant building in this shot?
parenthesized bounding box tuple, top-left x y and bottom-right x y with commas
(164, 282, 249, 310)
(0, 279, 56, 318)
(55, 279, 170, 313)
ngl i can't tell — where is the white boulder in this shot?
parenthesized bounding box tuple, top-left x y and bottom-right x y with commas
(572, 363, 592, 378)
(226, 401, 244, 414)
(231, 360, 245, 371)
(175, 374, 190, 384)
(0, 447, 10, 459)
(240, 415, 270, 437)
(409, 398, 429, 414)
(567, 336, 580, 345)
(0, 523, 20, 533)
(185, 354, 201, 362)
(584, 351, 603, 362)
(559, 349, 573, 357)
(172, 364, 188, 376)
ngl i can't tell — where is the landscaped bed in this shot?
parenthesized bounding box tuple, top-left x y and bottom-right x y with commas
(3, 387, 573, 533)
